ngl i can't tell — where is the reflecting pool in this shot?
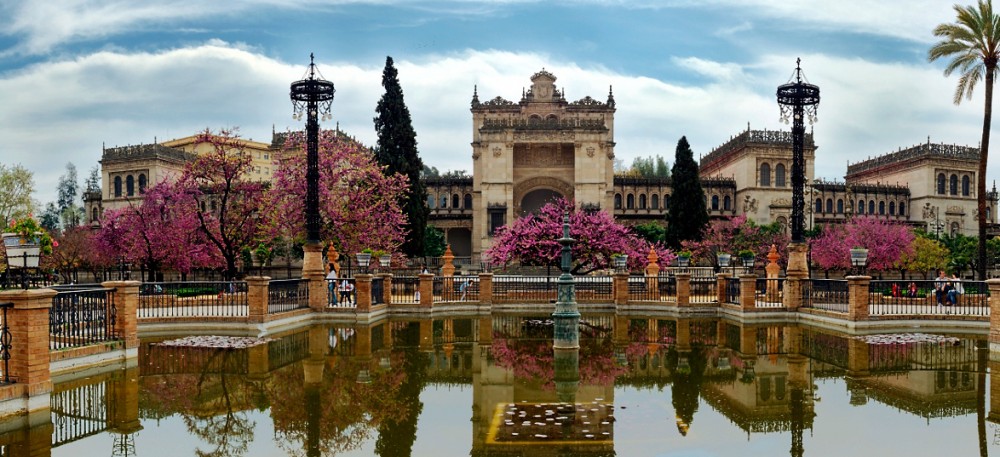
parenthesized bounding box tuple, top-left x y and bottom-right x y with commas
(16, 315, 1000, 456)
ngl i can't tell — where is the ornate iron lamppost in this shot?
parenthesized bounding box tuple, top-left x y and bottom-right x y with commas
(552, 212, 580, 350)
(777, 59, 819, 283)
(290, 54, 335, 276)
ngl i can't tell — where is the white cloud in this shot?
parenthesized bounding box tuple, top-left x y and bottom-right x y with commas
(0, 42, 994, 207)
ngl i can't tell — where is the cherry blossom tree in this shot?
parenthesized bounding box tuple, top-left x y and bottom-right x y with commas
(810, 217, 914, 273)
(270, 130, 408, 255)
(485, 198, 674, 274)
(95, 179, 218, 281)
(179, 129, 271, 280)
(683, 215, 789, 266)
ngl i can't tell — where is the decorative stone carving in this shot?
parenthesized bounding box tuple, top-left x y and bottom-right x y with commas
(743, 195, 758, 213)
(512, 131, 576, 141)
(587, 147, 595, 158)
(771, 198, 791, 207)
(492, 146, 502, 158)
(513, 144, 574, 168)
(922, 202, 935, 220)
(482, 96, 516, 107)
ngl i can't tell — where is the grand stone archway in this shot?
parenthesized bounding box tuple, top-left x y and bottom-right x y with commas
(514, 177, 574, 216)
(520, 189, 563, 215)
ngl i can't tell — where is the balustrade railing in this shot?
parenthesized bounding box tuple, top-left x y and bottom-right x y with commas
(575, 276, 613, 302)
(868, 280, 989, 316)
(803, 279, 849, 313)
(138, 281, 247, 318)
(50, 287, 118, 350)
(690, 278, 718, 304)
(493, 276, 559, 304)
(268, 279, 309, 314)
(755, 278, 785, 308)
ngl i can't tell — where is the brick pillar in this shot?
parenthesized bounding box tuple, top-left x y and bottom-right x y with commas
(419, 273, 434, 308)
(613, 273, 629, 305)
(381, 274, 393, 305)
(988, 280, 1000, 349)
(716, 273, 729, 304)
(676, 272, 691, 308)
(1, 289, 55, 397)
(102, 280, 140, 348)
(847, 275, 872, 322)
(244, 277, 269, 323)
(739, 274, 756, 311)
(783, 277, 803, 311)
(355, 274, 372, 312)
(478, 273, 493, 307)
(303, 243, 326, 311)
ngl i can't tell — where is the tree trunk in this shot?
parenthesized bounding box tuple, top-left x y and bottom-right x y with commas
(977, 63, 994, 280)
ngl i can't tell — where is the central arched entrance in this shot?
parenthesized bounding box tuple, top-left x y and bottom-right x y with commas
(520, 188, 563, 215)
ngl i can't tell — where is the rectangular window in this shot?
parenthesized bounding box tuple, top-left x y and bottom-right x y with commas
(488, 208, 506, 236)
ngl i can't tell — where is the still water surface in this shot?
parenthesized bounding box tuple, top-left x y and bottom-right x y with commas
(32, 316, 1000, 456)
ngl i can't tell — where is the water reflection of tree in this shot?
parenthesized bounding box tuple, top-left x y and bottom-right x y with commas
(491, 332, 626, 390)
(668, 346, 708, 436)
(374, 322, 430, 457)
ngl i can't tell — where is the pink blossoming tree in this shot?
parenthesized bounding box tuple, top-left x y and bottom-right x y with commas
(683, 214, 790, 266)
(810, 217, 914, 273)
(485, 198, 674, 274)
(270, 130, 408, 255)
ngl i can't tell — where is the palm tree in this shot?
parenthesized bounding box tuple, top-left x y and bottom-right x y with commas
(929, 0, 1000, 280)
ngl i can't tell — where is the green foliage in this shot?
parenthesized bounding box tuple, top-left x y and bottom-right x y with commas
(423, 225, 446, 257)
(665, 137, 707, 248)
(374, 56, 428, 257)
(632, 222, 666, 245)
(38, 202, 60, 232)
(0, 163, 35, 225)
(56, 162, 82, 229)
(621, 155, 670, 178)
(896, 236, 949, 276)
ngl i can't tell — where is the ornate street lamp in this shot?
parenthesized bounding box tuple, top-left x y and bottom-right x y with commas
(553, 212, 580, 350)
(290, 54, 335, 247)
(850, 247, 869, 275)
(777, 58, 820, 245)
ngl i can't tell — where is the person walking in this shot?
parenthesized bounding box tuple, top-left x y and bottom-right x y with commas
(326, 263, 338, 306)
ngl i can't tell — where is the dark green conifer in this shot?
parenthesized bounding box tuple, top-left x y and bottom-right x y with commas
(665, 136, 708, 248)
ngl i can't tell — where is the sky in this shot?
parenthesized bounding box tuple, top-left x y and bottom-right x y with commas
(0, 0, 994, 206)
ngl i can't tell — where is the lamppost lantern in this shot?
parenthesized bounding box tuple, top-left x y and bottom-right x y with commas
(290, 53, 335, 245)
(776, 58, 820, 245)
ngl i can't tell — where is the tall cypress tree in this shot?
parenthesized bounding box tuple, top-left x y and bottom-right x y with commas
(374, 56, 428, 257)
(665, 136, 708, 248)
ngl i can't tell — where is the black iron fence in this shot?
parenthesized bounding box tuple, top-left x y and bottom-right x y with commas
(493, 276, 559, 303)
(50, 287, 118, 350)
(803, 279, 849, 313)
(689, 278, 718, 304)
(438, 276, 477, 302)
(372, 277, 385, 305)
(268, 279, 309, 314)
(393, 276, 421, 303)
(328, 278, 356, 307)
(755, 278, 785, 308)
(0, 303, 10, 384)
(51, 379, 108, 447)
(868, 280, 989, 316)
(725, 278, 740, 305)
(138, 281, 248, 318)
(575, 276, 613, 302)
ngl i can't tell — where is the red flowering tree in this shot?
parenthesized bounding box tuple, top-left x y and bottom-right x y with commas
(683, 214, 790, 266)
(179, 129, 272, 280)
(485, 198, 674, 274)
(95, 179, 218, 281)
(270, 130, 408, 255)
(810, 217, 914, 273)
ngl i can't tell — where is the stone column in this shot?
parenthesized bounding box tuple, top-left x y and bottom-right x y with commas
(0, 289, 55, 400)
(988, 279, 1000, 352)
(303, 243, 326, 311)
(739, 274, 756, 311)
(613, 272, 629, 306)
(478, 273, 493, 307)
(244, 276, 270, 323)
(419, 273, 434, 308)
(675, 272, 691, 308)
(355, 274, 372, 313)
(783, 244, 808, 311)
(102, 280, 140, 348)
(716, 273, 730, 304)
(847, 275, 872, 322)
(379, 273, 393, 305)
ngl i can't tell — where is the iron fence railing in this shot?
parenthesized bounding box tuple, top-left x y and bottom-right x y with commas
(755, 278, 785, 308)
(372, 277, 385, 305)
(689, 278, 718, 304)
(0, 303, 10, 384)
(493, 276, 559, 303)
(50, 287, 118, 350)
(725, 278, 740, 305)
(268, 279, 309, 314)
(868, 280, 989, 316)
(438, 276, 478, 302)
(138, 281, 247, 318)
(393, 276, 421, 304)
(329, 278, 356, 308)
(574, 276, 613, 302)
(804, 279, 849, 313)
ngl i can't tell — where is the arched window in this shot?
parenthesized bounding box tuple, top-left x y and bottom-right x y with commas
(868, 200, 875, 214)
(452, 194, 460, 209)
(950, 174, 958, 195)
(639, 194, 647, 209)
(724, 195, 731, 211)
(138, 174, 147, 193)
(815, 198, 822, 213)
(126, 175, 134, 196)
(440, 195, 448, 208)
(464, 194, 472, 209)
(938, 173, 946, 194)
(775, 163, 786, 187)
(889, 201, 896, 215)
(427, 194, 436, 208)
(114, 176, 122, 197)
(760, 163, 771, 187)
(614, 194, 622, 209)
(91, 207, 99, 223)
(826, 198, 833, 214)
(899, 202, 906, 216)
(837, 199, 844, 213)
(962, 175, 971, 196)
(651, 194, 659, 209)
(858, 199, 865, 214)
(712, 195, 719, 210)
(664, 194, 670, 207)
(879, 201, 885, 215)
(626, 194, 635, 209)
